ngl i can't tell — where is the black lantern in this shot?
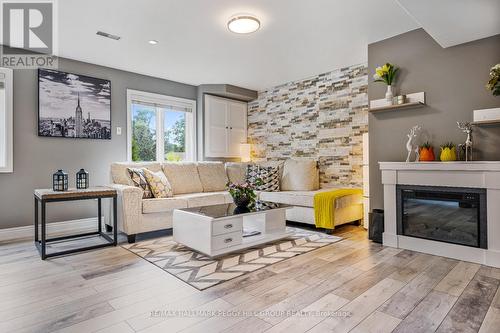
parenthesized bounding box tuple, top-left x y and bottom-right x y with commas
(76, 169, 89, 189)
(53, 169, 68, 191)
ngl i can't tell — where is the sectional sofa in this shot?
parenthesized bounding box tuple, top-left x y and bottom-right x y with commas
(108, 160, 363, 242)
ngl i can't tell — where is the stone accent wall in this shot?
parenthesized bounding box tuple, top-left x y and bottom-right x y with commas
(247, 64, 368, 188)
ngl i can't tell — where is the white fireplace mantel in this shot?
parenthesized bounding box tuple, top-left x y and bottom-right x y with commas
(379, 161, 500, 268)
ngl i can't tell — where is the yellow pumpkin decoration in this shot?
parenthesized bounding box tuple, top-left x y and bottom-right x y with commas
(440, 143, 457, 162)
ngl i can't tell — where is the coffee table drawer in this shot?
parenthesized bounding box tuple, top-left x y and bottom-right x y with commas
(212, 219, 242, 236)
(212, 232, 242, 250)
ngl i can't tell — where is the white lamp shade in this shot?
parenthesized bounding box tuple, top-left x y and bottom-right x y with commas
(240, 143, 251, 162)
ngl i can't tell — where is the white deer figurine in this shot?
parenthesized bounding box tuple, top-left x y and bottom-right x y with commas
(405, 125, 421, 162)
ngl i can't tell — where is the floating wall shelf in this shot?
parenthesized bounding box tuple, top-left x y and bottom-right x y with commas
(472, 119, 500, 126)
(472, 108, 500, 126)
(369, 92, 426, 113)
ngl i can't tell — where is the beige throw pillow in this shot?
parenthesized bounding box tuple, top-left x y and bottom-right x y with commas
(127, 167, 154, 199)
(162, 162, 203, 194)
(142, 169, 173, 198)
(197, 162, 229, 192)
(113, 162, 162, 185)
(281, 159, 319, 191)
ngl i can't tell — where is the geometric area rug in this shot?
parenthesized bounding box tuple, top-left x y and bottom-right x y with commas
(122, 227, 342, 290)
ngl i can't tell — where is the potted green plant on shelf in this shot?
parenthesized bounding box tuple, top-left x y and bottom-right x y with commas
(486, 64, 500, 96)
(373, 63, 399, 103)
(440, 142, 457, 162)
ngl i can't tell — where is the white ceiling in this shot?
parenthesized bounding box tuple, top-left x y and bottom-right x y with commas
(56, 0, 498, 91)
(396, 0, 500, 48)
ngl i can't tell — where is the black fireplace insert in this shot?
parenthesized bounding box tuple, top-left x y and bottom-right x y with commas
(397, 185, 487, 249)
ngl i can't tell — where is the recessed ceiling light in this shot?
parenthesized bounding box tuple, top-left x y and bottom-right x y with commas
(148, 40, 159, 45)
(227, 15, 260, 34)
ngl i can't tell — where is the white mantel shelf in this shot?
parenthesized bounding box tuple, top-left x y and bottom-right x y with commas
(379, 161, 500, 268)
(379, 161, 500, 172)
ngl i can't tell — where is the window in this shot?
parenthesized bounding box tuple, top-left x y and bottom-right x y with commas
(0, 68, 13, 173)
(127, 90, 196, 162)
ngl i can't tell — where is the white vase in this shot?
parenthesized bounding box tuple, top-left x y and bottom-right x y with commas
(385, 85, 394, 104)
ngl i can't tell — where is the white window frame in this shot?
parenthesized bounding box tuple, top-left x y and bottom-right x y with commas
(126, 89, 197, 162)
(0, 68, 13, 173)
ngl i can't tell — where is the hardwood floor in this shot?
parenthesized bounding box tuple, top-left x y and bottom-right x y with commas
(0, 225, 499, 333)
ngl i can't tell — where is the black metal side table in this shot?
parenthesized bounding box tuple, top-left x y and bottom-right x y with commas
(34, 187, 117, 260)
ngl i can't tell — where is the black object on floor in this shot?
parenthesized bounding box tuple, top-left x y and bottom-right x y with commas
(369, 209, 384, 244)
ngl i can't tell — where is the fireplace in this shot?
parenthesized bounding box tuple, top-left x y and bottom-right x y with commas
(397, 185, 487, 249)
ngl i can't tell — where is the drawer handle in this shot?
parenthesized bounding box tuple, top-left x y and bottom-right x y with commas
(224, 238, 233, 243)
(224, 224, 233, 229)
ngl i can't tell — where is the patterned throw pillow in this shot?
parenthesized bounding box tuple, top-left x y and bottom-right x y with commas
(246, 165, 280, 192)
(142, 169, 173, 198)
(127, 168, 153, 199)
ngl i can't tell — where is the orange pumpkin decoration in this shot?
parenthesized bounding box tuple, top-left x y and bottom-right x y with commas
(419, 144, 435, 162)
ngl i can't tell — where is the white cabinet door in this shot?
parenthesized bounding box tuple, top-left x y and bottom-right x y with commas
(204, 95, 247, 158)
(205, 95, 229, 157)
(228, 101, 247, 157)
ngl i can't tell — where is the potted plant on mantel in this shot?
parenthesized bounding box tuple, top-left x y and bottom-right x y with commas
(419, 142, 435, 162)
(373, 63, 399, 103)
(440, 142, 457, 162)
(486, 64, 500, 96)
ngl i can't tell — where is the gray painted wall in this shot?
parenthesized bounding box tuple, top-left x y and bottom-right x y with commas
(368, 29, 500, 209)
(0, 57, 197, 229)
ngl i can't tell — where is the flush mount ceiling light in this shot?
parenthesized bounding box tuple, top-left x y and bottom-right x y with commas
(148, 40, 159, 45)
(227, 15, 260, 34)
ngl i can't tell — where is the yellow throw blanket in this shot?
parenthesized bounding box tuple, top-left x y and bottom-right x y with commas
(314, 188, 362, 229)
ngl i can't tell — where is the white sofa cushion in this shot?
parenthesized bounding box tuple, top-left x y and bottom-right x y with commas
(111, 162, 162, 186)
(197, 162, 228, 192)
(259, 188, 362, 209)
(281, 159, 319, 191)
(174, 192, 227, 208)
(162, 162, 203, 194)
(142, 197, 188, 214)
(206, 191, 234, 203)
(225, 162, 252, 185)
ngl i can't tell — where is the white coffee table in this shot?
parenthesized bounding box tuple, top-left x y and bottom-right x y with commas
(173, 201, 292, 257)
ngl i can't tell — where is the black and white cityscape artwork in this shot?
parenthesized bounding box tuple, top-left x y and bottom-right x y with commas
(38, 68, 111, 139)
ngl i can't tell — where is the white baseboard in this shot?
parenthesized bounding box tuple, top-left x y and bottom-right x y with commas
(0, 217, 103, 242)
(382, 232, 398, 247)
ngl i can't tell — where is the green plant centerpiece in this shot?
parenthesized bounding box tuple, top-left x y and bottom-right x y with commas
(440, 142, 457, 162)
(373, 63, 399, 102)
(227, 181, 260, 208)
(486, 64, 500, 96)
